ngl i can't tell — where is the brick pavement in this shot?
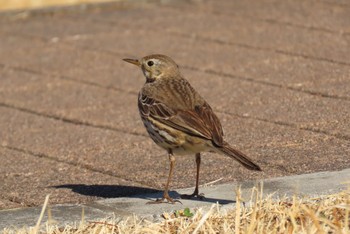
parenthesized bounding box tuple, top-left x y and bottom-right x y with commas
(0, 0, 349, 209)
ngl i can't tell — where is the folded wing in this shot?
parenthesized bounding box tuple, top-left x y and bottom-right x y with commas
(138, 93, 224, 146)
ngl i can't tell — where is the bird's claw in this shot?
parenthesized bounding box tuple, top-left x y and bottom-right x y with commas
(147, 195, 182, 204)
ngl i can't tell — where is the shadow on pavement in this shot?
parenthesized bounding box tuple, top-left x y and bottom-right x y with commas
(52, 184, 235, 204)
(52, 184, 161, 198)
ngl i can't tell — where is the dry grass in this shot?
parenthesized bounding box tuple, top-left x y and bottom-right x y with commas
(3, 186, 350, 234)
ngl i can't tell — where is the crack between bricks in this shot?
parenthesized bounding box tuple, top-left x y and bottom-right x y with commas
(201, 68, 350, 101)
(164, 1, 348, 35)
(169, 31, 350, 67)
(219, 110, 350, 142)
(0, 63, 138, 96)
(275, 49, 350, 66)
(320, 0, 350, 8)
(0, 101, 147, 138)
(252, 18, 339, 35)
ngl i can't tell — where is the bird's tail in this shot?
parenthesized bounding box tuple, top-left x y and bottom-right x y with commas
(216, 141, 262, 171)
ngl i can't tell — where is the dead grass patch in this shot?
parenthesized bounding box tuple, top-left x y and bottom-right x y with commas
(3, 186, 350, 233)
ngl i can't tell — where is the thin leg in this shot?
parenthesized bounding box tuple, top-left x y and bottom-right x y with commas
(181, 153, 205, 200)
(147, 152, 181, 204)
(163, 153, 176, 200)
(194, 152, 201, 195)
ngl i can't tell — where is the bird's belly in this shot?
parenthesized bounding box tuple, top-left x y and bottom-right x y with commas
(142, 118, 212, 155)
(172, 137, 212, 155)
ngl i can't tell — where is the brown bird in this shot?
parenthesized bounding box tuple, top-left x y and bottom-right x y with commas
(123, 54, 261, 204)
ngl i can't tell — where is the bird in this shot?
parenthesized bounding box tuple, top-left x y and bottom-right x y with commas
(123, 54, 261, 204)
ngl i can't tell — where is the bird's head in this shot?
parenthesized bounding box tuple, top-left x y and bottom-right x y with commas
(123, 54, 180, 83)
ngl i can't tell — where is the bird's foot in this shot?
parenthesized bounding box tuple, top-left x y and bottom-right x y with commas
(147, 194, 182, 204)
(180, 192, 205, 200)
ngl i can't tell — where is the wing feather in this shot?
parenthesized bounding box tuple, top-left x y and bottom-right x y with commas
(138, 92, 224, 146)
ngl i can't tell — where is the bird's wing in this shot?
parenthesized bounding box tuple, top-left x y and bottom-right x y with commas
(138, 93, 224, 146)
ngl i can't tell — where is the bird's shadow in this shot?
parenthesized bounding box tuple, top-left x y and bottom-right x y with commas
(52, 184, 235, 205)
(52, 184, 161, 198)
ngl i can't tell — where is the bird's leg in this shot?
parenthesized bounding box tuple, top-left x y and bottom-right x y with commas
(147, 152, 181, 204)
(181, 153, 205, 200)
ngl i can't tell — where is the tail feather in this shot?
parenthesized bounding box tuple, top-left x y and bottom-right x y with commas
(217, 142, 261, 171)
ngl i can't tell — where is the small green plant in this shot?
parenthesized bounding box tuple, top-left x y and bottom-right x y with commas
(182, 207, 194, 217)
(163, 207, 194, 219)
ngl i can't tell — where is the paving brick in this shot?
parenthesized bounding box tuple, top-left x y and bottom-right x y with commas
(0, 106, 167, 187)
(2, 26, 349, 100)
(69, 5, 350, 64)
(0, 147, 151, 208)
(0, 67, 144, 135)
(0, 16, 111, 39)
(192, 0, 350, 33)
(183, 69, 350, 140)
(0, 35, 141, 94)
(232, 56, 350, 100)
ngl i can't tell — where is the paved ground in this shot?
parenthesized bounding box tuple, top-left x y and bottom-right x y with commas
(0, 0, 349, 210)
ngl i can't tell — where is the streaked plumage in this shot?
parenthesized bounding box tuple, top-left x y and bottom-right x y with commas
(123, 54, 261, 203)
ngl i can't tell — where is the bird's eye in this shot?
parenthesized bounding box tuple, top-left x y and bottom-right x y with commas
(147, 61, 154, 66)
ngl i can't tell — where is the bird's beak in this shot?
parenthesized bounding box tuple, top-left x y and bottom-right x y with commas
(123, 58, 141, 66)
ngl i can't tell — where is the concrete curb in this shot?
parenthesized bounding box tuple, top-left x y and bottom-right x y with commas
(1, 168, 349, 230)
